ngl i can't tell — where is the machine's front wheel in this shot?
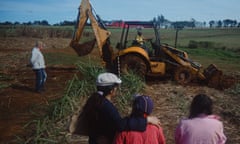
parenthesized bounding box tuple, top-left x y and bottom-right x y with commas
(174, 67, 192, 85)
(120, 54, 147, 79)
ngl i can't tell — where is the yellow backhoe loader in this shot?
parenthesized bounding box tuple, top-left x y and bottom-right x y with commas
(70, 0, 230, 89)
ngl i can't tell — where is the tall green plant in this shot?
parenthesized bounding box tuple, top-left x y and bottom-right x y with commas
(16, 60, 145, 143)
(116, 73, 145, 112)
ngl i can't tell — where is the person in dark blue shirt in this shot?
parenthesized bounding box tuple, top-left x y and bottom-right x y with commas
(80, 72, 160, 144)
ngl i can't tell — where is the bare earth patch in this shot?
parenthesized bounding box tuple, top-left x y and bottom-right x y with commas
(0, 37, 239, 143)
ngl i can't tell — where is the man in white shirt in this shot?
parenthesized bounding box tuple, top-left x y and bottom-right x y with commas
(30, 41, 47, 93)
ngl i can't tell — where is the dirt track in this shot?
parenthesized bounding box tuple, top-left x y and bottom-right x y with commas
(0, 65, 77, 142)
(0, 37, 239, 143)
(0, 37, 77, 142)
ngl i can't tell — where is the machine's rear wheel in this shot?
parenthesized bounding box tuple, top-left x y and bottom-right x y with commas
(120, 54, 147, 79)
(174, 67, 192, 85)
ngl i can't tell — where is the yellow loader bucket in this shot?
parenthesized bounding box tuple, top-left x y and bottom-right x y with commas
(70, 39, 96, 56)
(204, 64, 223, 88)
(204, 64, 236, 90)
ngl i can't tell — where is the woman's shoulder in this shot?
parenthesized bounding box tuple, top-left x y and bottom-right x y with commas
(180, 114, 223, 125)
(206, 114, 221, 120)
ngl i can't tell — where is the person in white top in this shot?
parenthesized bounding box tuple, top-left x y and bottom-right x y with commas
(30, 41, 47, 93)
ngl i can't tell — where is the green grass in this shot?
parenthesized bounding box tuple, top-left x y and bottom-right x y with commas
(44, 52, 102, 66)
(179, 47, 240, 72)
(107, 27, 240, 72)
(44, 53, 81, 65)
(109, 28, 240, 72)
(160, 28, 240, 50)
(42, 27, 240, 73)
(2, 25, 240, 50)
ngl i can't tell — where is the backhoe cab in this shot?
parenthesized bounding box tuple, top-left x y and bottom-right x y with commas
(115, 20, 208, 84)
(70, 0, 228, 89)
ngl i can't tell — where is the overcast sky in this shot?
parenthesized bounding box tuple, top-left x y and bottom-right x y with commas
(0, 0, 239, 24)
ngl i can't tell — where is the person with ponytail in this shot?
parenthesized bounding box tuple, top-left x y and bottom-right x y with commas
(80, 72, 161, 144)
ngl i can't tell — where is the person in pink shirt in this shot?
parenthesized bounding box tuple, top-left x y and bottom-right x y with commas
(114, 95, 166, 144)
(175, 94, 227, 144)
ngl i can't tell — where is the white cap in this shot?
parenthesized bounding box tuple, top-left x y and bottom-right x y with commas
(96, 72, 122, 86)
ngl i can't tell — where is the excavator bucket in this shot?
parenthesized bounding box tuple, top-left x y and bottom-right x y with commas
(203, 64, 237, 89)
(70, 39, 96, 56)
(204, 64, 223, 88)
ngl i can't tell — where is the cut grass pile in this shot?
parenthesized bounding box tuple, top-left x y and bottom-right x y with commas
(13, 60, 144, 143)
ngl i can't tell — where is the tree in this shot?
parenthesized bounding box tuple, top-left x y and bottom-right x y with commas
(14, 22, 20, 25)
(23, 21, 32, 25)
(155, 15, 165, 27)
(217, 20, 222, 27)
(41, 20, 49, 26)
(232, 20, 237, 27)
(203, 21, 206, 27)
(209, 20, 215, 28)
(223, 19, 235, 27)
(33, 20, 41, 25)
(59, 20, 75, 26)
(0, 21, 13, 25)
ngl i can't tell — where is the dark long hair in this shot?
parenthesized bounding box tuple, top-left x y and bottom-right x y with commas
(79, 84, 117, 135)
(82, 84, 116, 115)
(83, 84, 117, 108)
(97, 84, 117, 97)
(189, 94, 213, 118)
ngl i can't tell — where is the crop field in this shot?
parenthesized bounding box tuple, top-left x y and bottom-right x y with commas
(0, 26, 239, 143)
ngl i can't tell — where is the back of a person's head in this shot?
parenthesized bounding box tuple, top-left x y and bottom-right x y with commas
(131, 95, 153, 117)
(96, 72, 121, 96)
(189, 94, 213, 118)
(35, 40, 43, 47)
(137, 31, 142, 36)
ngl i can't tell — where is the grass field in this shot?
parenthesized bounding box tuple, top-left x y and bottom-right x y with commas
(2, 26, 239, 82)
(106, 27, 240, 73)
(160, 28, 240, 49)
(38, 26, 240, 73)
(1, 26, 240, 143)
(106, 27, 240, 49)
(2, 25, 240, 50)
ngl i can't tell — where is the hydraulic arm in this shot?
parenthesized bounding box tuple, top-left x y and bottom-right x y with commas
(70, 0, 111, 58)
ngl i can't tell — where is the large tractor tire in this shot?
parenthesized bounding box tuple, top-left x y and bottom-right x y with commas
(174, 67, 192, 85)
(120, 54, 147, 79)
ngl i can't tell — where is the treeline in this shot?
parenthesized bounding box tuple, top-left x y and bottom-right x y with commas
(0, 16, 239, 28)
(209, 19, 239, 28)
(153, 15, 240, 28)
(0, 20, 76, 26)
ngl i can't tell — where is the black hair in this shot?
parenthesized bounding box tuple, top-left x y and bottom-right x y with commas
(97, 84, 118, 97)
(79, 84, 118, 135)
(83, 84, 116, 113)
(189, 94, 213, 118)
(78, 92, 103, 135)
(82, 84, 117, 119)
